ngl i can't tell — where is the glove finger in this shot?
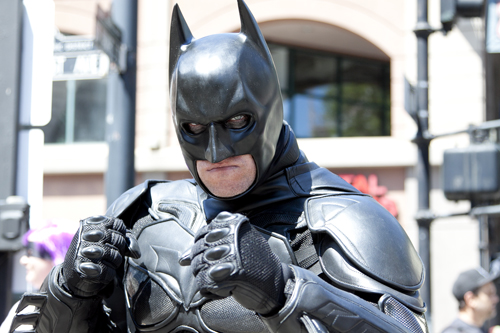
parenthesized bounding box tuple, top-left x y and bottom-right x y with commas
(191, 252, 206, 276)
(179, 247, 192, 266)
(193, 224, 210, 242)
(108, 229, 127, 253)
(200, 285, 234, 299)
(191, 238, 209, 259)
(110, 217, 126, 234)
(124, 232, 141, 259)
(101, 245, 124, 269)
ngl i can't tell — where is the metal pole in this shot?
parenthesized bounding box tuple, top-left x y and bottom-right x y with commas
(414, 0, 435, 328)
(0, 0, 23, 321)
(479, 215, 490, 270)
(105, 0, 138, 206)
(0, 1, 22, 201)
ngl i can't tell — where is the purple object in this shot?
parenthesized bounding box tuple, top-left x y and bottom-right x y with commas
(22, 223, 76, 265)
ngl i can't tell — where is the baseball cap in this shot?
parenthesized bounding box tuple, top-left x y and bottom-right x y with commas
(452, 267, 500, 301)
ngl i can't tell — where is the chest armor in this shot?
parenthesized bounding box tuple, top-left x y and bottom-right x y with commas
(124, 200, 299, 333)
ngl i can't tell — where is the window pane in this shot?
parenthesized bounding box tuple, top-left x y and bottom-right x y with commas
(341, 102, 383, 137)
(341, 59, 390, 136)
(283, 93, 290, 122)
(294, 52, 337, 96)
(269, 44, 289, 90)
(74, 79, 107, 142)
(45, 81, 67, 143)
(291, 94, 337, 138)
(342, 59, 385, 104)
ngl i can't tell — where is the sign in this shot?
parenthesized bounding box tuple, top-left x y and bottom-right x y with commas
(53, 53, 109, 80)
(404, 77, 418, 124)
(54, 37, 95, 53)
(53, 34, 109, 80)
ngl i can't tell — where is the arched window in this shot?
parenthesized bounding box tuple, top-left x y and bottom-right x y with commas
(263, 20, 391, 138)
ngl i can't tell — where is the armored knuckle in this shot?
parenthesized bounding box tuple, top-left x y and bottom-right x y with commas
(213, 211, 248, 224)
(85, 215, 109, 224)
(208, 262, 235, 282)
(213, 211, 244, 223)
(205, 227, 231, 242)
(79, 262, 103, 278)
(204, 244, 232, 261)
(82, 229, 105, 242)
(81, 246, 104, 260)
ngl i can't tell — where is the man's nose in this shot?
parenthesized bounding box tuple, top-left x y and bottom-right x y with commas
(205, 123, 234, 163)
(19, 255, 29, 266)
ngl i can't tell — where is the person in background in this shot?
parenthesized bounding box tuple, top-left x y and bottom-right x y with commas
(20, 223, 75, 289)
(441, 267, 500, 333)
(0, 223, 75, 333)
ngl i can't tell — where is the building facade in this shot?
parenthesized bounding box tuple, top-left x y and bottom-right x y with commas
(27, 0, 491, 331)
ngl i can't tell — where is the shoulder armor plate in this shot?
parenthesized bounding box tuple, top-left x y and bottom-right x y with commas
(106, 180, 170, 218)
(286, 162, 360, 196)
(305, 194, 424, 292)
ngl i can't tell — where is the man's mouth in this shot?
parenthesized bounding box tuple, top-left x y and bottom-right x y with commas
(207, 165, 237, 172)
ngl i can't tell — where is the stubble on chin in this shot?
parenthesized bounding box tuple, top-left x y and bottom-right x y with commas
(197, 155, 256, 198)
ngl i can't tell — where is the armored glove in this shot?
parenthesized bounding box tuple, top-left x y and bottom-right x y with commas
(189, 211, 288, 315)
(61, 215, 140, 298)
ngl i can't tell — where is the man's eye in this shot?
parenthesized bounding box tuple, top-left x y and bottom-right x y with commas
(225, 115, 250, 129)
(184, 123, 206, 134)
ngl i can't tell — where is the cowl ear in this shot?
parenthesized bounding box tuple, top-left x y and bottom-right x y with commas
(169, 4, 194, 83)
(238, 0, 272, 61)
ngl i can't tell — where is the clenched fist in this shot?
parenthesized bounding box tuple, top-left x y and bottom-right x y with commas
(60, 215, 139, 298)
(188, 211, 288, 315)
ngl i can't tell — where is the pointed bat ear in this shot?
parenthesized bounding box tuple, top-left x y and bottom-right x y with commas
(237, 0, 272, 60)
(169, 4, 194, 84)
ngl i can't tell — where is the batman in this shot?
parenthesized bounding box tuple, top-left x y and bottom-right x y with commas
(10, 1, 428, 332)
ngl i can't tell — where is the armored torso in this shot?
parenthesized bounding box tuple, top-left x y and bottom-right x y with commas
(122, 180, 302, 333)
(104, 159, 425, 333)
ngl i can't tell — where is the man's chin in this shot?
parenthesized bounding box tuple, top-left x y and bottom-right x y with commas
(206, 181, 250, 198)
(209, 188, 245, 198)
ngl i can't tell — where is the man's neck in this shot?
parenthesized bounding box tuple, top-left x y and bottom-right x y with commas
(458, 309, 486, 328)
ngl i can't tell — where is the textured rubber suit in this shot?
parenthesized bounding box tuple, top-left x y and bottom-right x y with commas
(11, 1, 428, 332)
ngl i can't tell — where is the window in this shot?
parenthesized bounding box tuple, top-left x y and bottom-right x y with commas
(269, 44, 390, 138)
(45, 34, 109, 144)
(45, 79, 107, 143)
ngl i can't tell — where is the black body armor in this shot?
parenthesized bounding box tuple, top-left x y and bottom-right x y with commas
(12, 138, 428, 332)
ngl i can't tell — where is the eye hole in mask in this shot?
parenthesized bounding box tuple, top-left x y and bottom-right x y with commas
(183, 114, 251, 135)
(224, 114, 250, 129)
(184, 122, 207, 135)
